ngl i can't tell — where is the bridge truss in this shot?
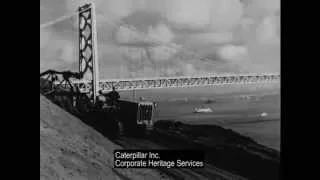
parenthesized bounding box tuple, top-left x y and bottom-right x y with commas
(71, 73, 280, 92)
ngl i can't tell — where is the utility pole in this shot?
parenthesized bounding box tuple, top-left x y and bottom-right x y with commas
(132, 90, 136, 102)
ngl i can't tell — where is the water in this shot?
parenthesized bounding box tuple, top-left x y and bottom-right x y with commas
(120, 85, 281, 151)
(156, 94, 280, 151)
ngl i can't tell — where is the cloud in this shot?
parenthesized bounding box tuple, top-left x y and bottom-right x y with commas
(256, 15, 280, 45)
(40, 26, 78, 72)
(175, 32, 234, 49)
(183, 64, 197, 75)
(235, 13, 280, 72)
(114, 25, 142, 45)
(218, 45, 248, 61)
(147, 23, 174, 43)
(244, 0, 280, 18)
(114, 23, 181, 77)
(192, 32, 234, 44)
(147, 45, 179, 63)
(246, 40, 280, 72)
(163, 0, 212, 29)
(60, 42, 76, 62)
(66, 0, 244, 32)
(41, 0, 280, 77)
(40, 29, 51, 48)
(162, 0, 243, 31)
(66, 0, 137, 21)
(114, 23, 176, 57)
(222, 0, 281, 73)
(145, 23, 177, 62)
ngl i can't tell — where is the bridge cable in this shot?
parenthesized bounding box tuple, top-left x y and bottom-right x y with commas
(40, 6, 91, 29)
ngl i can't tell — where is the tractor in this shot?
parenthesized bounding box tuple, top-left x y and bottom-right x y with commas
(117, 100, 155, 136)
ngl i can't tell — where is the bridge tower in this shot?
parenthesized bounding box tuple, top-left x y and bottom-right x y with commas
(78, 3, 99, 103)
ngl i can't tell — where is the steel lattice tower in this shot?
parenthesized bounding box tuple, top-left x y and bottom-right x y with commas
(78, 3, 99, 103)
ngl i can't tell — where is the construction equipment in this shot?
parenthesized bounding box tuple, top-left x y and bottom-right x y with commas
(118, 100, 155, 136)
(40, 69, 156, 138)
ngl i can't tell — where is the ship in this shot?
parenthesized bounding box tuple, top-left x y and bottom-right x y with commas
(193, 105, 213, 113)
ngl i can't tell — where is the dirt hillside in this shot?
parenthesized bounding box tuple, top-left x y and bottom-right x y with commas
(40, 94, 169, 180)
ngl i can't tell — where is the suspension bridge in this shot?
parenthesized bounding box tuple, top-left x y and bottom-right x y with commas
(70, 73, 279, 92)
(40, 3, 280, 100)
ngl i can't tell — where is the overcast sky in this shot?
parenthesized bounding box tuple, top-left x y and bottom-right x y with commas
(40, 0, 280, 79)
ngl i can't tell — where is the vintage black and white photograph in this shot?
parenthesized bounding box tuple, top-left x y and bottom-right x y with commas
(40, 0, 281, 179)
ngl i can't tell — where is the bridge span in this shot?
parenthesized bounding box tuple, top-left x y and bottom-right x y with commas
(70, 73, 280, 92)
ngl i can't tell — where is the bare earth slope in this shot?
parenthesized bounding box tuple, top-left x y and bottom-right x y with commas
(40, 94, 169, 180)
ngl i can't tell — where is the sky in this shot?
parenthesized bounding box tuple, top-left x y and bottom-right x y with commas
(40, 0, 280, 79)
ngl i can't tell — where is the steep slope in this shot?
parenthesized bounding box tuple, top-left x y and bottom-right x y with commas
(40, 94, 168, 180)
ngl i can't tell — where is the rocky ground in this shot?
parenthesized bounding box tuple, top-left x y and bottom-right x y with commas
(40, 94, 170, 180)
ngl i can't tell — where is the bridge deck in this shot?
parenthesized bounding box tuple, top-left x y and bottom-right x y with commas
(71, 73, 280, 92)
